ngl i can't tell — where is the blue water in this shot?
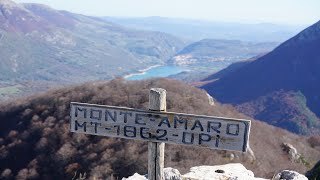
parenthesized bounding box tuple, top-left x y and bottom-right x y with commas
(126, 65, 186, 80)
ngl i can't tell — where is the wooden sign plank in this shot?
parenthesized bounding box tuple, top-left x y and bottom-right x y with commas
(70, 102, 251, 152)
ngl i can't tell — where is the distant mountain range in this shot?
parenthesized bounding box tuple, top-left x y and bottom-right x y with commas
(202, 20, 320, 135)
(104, 16, 305, 42)
(1, 0, 291, 101)
(166, 40, 276, 83)
(0, 0, 186, 84)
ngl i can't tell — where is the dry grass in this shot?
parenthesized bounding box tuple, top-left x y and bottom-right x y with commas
(0, 78, 319, 179)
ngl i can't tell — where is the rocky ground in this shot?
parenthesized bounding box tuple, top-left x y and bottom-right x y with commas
(123, 163, 308, 180)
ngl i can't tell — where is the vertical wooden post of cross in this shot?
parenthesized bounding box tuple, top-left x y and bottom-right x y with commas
(148, 88, 166, 180)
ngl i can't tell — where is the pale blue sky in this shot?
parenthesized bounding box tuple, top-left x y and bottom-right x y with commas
(14, 0, 320, 25)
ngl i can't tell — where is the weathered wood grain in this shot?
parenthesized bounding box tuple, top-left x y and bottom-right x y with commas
(148, 140, 165, 180)
(149, 88, 166, 111)
(148, 88, 166, 180)
(70, 102, 251, 152)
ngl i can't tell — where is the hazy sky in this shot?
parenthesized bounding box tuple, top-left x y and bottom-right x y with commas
(14, 0, 320, 25)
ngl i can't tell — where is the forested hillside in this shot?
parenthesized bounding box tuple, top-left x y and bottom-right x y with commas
(0, 0, 186, 100)
(202, 20, 320, 135)
(0, 78, 319, 179)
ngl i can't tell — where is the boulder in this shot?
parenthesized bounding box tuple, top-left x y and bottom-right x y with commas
(124, 164, 308, 180)
(122, 173, 147, 180)
(206, 93, 215, 106)
(122, 168, 181, 180)
(272, 170, 308, 180)
(182, 163, 267, 180)
(164, 167, 181, 180)
(281, 143, 301, 162)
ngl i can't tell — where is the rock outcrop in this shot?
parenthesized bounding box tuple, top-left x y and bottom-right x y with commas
(272, 170, 308, 180)
(281, 143, 301, 162)
(164, 167, 181, 180)
(123, 163, 310, 180)
(123, 163, 267, 180)
(122, 168, 181, 180)
(122, 173, 147, 180)
(182, 163, 265, 180)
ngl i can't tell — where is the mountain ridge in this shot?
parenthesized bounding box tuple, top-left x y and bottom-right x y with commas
(202, 20, 320, 135)
(170, 39, 277, 66)
(104, 16, 305, 42)
(0, 0, 186, 100)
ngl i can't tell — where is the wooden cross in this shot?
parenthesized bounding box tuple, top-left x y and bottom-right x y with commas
(70, 88, 251, 180)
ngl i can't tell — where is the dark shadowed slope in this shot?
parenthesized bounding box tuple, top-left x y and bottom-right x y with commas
(202, 20, 320, 135)
(0, 78, 319, 179)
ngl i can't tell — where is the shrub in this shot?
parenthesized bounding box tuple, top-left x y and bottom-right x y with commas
(308, 135, 320, 148)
